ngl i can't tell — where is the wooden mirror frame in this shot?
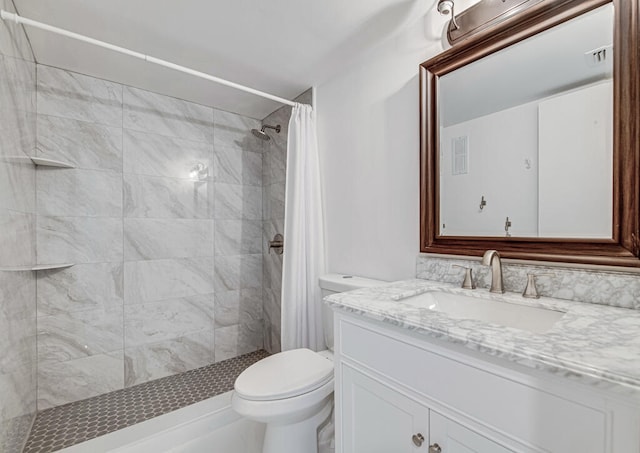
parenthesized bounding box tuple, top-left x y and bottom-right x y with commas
(420, 0, 640, 267)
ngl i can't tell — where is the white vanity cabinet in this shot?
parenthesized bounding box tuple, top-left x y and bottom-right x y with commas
(341, 363, 429, 452)
(341, 363, 507, 453)
(333, 312, 640, 453)
(429, 411, 511, 453)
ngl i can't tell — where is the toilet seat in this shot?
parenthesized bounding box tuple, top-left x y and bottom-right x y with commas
(232, 377, 334, 426)
(234, 348, 334, 401)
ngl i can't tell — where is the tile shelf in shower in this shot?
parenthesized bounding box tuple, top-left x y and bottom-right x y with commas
(0, 263, 75, 272)
(30, 157, 75, 168)
(2, 155, 75, 168)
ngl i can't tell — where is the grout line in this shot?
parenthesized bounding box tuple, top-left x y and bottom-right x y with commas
(33, 54, 40, 426)
(34, 111, 122, 131)
(261, 120, 266, 351)
(212, 108, 217, 364)
(35, 62, 251, 120)
(8, 0, 37, 65)
(121, 82, 126, 390)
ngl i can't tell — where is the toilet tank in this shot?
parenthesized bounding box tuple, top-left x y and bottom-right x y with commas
(319, 274, 387, 351)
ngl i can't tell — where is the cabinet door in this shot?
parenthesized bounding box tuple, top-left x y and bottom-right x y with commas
(429, 411, 512, 453)
(341, 364, 430, 453)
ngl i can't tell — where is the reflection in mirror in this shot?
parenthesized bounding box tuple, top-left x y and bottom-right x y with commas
(438, 4, 613, 238)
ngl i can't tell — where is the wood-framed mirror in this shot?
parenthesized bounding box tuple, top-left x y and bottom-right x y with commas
(420, 0, 640, 267)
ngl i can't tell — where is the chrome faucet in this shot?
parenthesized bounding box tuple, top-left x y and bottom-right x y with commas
(481, 250, 504, 294)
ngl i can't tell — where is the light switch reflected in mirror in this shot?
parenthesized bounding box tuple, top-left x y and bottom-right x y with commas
(437, 4, 613, 239)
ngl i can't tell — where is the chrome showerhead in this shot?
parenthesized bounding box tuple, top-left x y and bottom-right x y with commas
(251, 124, 281, 141)
(251, 128, 270, 141)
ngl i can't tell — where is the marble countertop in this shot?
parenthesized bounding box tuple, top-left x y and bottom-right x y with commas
(325, 279, 640, 393)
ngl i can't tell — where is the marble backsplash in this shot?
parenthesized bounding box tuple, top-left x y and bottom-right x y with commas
(416, 254, 640, 310)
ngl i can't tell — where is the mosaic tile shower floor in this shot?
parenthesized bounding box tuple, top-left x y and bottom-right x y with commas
(23, 350, 270, 453)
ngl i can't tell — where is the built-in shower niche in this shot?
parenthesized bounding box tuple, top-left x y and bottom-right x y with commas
(0, 157, 76, 272)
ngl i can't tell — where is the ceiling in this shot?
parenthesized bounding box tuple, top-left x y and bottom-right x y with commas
(440, 4, 613, 127)
(14, 0, 432, 119)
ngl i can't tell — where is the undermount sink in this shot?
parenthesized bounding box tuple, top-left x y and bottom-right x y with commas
(400, 290, 565, 334)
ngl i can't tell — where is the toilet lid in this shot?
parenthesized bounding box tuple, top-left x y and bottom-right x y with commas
(234, 349, 334, 401)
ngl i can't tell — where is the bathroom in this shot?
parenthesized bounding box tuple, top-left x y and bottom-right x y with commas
(1, 0, 639, 452)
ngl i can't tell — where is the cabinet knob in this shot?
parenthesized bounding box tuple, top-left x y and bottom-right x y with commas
(412, 433, 425, 447)
(429, 443, 442, 453)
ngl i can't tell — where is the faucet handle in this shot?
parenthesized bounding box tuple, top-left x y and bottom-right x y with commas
(452, 265, 476, 290)
(522, 273, 555, 299)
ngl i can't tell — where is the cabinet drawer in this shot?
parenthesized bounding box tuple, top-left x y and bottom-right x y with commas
(339, 318, 607, 453)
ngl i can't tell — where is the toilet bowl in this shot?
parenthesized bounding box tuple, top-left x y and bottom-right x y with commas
(231, 348, 334, 453)
(232, 274, 386, 453)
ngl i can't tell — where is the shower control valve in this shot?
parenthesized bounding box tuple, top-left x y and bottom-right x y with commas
(269, 234, 284, 255)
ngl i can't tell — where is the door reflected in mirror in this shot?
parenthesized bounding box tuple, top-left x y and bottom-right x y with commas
(438, 4, 613, 238)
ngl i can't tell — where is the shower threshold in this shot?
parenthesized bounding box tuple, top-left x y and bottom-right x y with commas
(23, 350, 269, 453)
(57, 391, 265, 453)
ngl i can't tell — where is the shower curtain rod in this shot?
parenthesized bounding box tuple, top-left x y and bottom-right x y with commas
(0, 10, 301, 108)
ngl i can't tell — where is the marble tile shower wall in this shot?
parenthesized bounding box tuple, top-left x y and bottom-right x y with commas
(0, 0, 37, 451)
(35, 65, 264, 410)
(261, 89, 312, 353)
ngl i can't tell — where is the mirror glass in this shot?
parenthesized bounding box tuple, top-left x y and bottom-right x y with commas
(438, 4, 613, 238)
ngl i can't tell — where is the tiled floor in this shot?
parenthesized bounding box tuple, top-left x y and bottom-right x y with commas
(23, 350, 269, 453)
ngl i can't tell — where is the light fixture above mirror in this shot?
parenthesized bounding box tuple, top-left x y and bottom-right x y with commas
(439, 0, 547, 45)
(437, 0, 460, 30)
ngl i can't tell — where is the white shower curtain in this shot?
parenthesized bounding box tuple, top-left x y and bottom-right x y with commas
(281, 103, 327, 351)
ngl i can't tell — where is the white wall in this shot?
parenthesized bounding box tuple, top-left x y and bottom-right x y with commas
(538, 80, 613, 238)
(440, 102, 539, 237)
(440, 80, 612, 239)
(316, 12, 446, 281)
(316, 5, 614, 281)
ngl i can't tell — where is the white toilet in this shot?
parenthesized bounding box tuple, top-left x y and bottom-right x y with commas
(231, 274, 385, 453)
